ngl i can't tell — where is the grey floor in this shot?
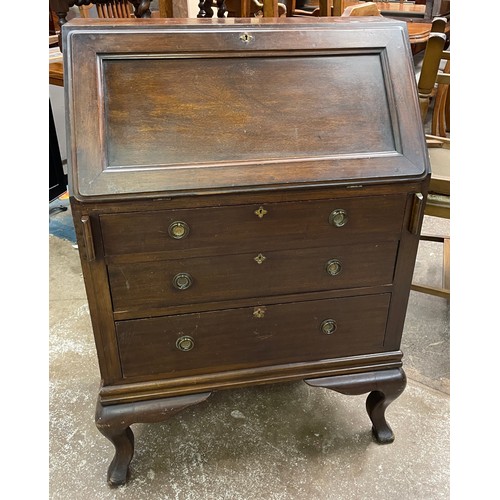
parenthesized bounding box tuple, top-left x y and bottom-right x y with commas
(49, 196, 450, 499)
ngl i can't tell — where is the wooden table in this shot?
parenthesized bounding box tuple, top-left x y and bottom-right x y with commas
(314, 0, 431, 46)
(198, 0, 433, 47)
(374, 1, 426, 16)
(49, 46, 64, 87)
(405, 21, 432, 45)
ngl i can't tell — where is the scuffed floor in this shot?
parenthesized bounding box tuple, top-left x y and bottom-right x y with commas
(49, 198, 449, 499)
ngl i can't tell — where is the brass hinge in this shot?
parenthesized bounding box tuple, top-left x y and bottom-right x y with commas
(409, 193, 425, 235)
(81, 215, 96, 261)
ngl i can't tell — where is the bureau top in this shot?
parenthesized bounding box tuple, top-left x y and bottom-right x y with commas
(63, 17, 429, 201)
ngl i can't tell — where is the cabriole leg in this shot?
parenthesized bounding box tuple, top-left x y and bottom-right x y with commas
(305, 368, 407, 444)
(95, 392, 212, 486)
(95, 420, 134, 486)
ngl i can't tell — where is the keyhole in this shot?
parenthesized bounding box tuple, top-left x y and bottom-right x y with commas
(240, 33, 254, 43)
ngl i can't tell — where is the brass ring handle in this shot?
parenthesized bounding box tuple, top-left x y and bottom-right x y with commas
(172, 273, 193, 290)
(176, 335, 195, 351)
(326, 259, 342, 276)
(320, 319, 337, 335)
(168, 221, 190, 239)
(329, 209, 348, 227)
(321, 319, 337, 335)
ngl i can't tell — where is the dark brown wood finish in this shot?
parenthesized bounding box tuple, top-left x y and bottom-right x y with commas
(64, 18, 429, 484)
(96, 392, 212, 486)
(116, 294, 392, 379)
(99, 195, 406, 256)
(64, 17, 425, 201)
(306, 367, 407, 443)
(108, 242, 398, 312)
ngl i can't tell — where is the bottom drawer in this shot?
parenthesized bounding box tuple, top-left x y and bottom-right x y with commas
(116, 294, 391, 379)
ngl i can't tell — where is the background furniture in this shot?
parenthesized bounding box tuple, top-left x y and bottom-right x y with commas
(198, 0, 446, 50)
(153, 0, 451, 20)
(49, 0, 153, 47)
(158, 0, 188, 17)
(49, 31, 66, 201)
(49, 100, 67, 202)
(341, 1, 380, 16)
(78, 0, 133, 17)
(411, 30, 450, 299)
(198, 0, 285, 17)
(75, 0, 187, 18)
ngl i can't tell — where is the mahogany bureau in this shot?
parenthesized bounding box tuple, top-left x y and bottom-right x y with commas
(63, 17, 430, 485)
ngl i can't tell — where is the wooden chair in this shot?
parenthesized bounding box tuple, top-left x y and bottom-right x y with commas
(199, 0, 286, 17)
(78, 1, 133, 18)
(341, 1, 379, 16)
(79, 0, 185, 18)
(291, 1, 424, 17)
(411, 31, 450, 299)
(49, 1, 152, 33)
(289, 1, 448, 19)
(158, 0, 187, 18)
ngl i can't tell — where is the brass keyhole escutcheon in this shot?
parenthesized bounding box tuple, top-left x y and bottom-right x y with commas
(321, 319, 337, 335)
(176, 335, 195, 351)
(253, 307, 266, 319)
(240, 33, 254, 43)
(329, 209, 348, 227)
(168, 221, 190, 239)
(254, 253, 266, 264)
(254, 206, 268, 218)
(326, 259, 342, 276)
(172, 273, 193, 290)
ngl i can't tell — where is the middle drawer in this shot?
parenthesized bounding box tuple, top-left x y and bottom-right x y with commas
(108, 242, 398, 313)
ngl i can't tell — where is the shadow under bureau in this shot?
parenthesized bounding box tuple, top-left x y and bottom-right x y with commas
(63, 16, 430, 486)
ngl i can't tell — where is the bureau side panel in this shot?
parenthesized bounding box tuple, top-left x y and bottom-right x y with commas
(384, 186, 430, 350)
(70, 199, 124, 384)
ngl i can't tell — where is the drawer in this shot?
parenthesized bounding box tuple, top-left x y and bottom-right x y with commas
(108, 242, 398, 313)
(116, 293, 391, 379)
(100, 195, 406, 257)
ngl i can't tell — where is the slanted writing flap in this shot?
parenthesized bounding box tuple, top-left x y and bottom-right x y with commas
(64, 18, 429, 200)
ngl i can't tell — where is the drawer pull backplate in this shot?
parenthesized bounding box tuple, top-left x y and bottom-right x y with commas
(321, 319, 337, 335)
(172, 273, 193, 290)
(176, 336, 195, 351)
(326, 259, 342, 276)
(168, 221, 190, 239)
(329, 209, 348, 227)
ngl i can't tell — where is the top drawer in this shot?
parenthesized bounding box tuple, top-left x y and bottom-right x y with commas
(100, 195, 406, 257)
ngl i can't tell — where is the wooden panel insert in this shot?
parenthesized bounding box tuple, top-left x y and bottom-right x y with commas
(102, 54, 395, 169)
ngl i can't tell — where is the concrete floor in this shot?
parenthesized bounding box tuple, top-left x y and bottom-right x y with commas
(49, 196, 450, 499)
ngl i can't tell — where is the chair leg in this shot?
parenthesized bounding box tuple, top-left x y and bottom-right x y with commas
(443, 236, 450, 291)
(411, 234, 450, 299)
